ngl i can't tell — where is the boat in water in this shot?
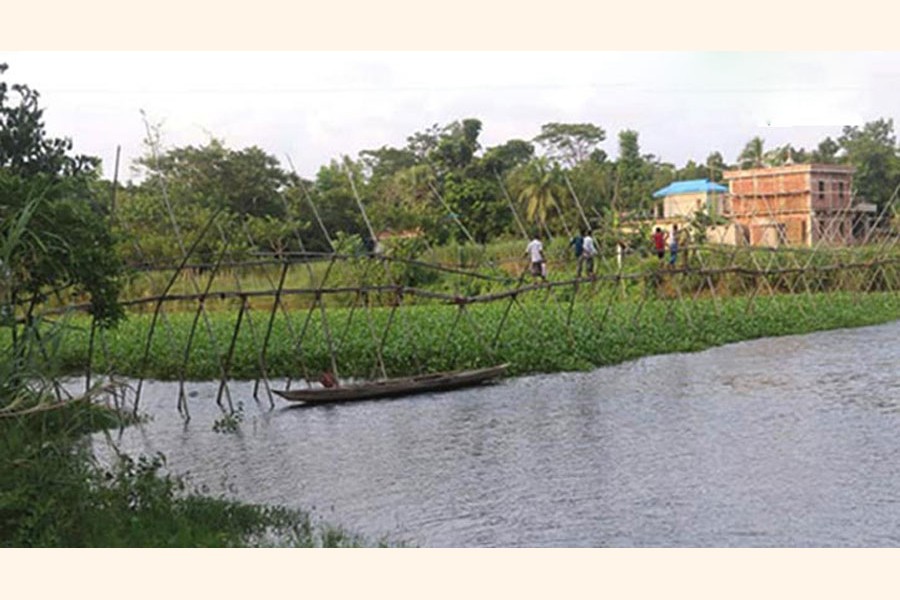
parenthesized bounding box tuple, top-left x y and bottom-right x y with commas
(274, 363, 509, 405)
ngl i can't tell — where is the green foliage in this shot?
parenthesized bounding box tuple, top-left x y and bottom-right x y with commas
(533, 122, 606, 168)
(443, 173, 510, 243)
(0, 409, 366, 546)
(382, 235, 439, 287)
(738, 136, 766, 168)
(838, 118, 900, 212)
(119, 132, 311, 263)
(567, 159, 614, 223)
(432, 118, 482, 173)
(0, 65, 123, 328)
(310, 159, 365, 242)
(812, 137, 841, 163)
(29, 279, 900, 382)
(615, 129, 655, 213)
(705, 151, 729, 182)
(359, 145, 418, 180)
(687, 208, 728, 245)
(212, 404, 244, 433)
(512, 158, 566, 229)
(482, 139, 535, 175)
(136, 137, 292, 219)
(0, 64, 98, 178)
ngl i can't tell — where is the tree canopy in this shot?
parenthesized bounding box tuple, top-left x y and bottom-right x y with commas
(4, 62, 889, 277)
(1, 63, 122, 326)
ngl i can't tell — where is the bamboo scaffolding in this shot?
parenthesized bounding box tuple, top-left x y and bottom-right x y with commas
(35, 256, 900, 324)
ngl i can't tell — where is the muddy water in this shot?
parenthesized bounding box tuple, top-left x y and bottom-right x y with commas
(97, 321, 900, 546)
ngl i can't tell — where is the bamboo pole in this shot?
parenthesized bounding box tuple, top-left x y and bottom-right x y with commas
(134, 208, 223, 413)
(217, 295, 246, 412)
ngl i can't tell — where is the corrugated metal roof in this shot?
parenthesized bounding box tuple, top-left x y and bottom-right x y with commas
(652, 179, 728, 198)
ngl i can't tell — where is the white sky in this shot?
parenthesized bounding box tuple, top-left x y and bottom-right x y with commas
(3, 51, 898, 182)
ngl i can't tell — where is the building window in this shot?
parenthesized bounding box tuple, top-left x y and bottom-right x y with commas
(839, 181, 844, 199)
(818, 180, 825, 200)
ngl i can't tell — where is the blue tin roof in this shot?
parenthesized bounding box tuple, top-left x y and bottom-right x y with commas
(653, 179, 728, 198)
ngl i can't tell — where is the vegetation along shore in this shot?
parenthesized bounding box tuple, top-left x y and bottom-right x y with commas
(2, 59, 898, 547)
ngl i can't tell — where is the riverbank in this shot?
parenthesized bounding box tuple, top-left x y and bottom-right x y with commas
(6, 292, 897, 546)
(111, 320, 900, 547)
(0, 401, 379, 547)
(44, 290, 900, 381)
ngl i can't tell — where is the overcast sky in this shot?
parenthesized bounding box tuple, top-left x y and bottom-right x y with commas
(3, 51, 899, 182)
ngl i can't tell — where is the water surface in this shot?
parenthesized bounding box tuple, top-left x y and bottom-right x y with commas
(98, 321, 900, 546)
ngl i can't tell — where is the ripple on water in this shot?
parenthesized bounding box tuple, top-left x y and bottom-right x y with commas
(92, 320, 900, 547)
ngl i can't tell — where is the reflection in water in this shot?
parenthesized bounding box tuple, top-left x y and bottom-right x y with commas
(96, 321, 900, 547)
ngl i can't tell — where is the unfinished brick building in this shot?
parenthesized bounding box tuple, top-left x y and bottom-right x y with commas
(722, 164, 856, 247)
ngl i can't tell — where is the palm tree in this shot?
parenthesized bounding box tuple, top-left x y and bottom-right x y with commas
(516, 158, 566, 232)
(738, 136, 766, 169)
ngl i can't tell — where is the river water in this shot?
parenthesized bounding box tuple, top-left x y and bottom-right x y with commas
(96, 320, 900, 547)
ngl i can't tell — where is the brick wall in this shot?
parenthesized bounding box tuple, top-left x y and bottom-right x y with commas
(723, 164, 855, 247)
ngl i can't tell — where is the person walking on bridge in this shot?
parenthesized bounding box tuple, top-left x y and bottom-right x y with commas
(525, 233, 547, 281)
(669, 224, 680, 268)
(569, 231, 584, 274)
(581, 230, 598, 277)
(652, 227, 668, 264)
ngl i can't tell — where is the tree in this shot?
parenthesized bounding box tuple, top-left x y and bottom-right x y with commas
(763, 144, 794, 167)
(442, 173, 509, 243)
(705, 151, 728, 182)
(738, 136, 766, 168)
(514, 158, 566, 230)
(310, 159, 366, 245)
(838, 118, 900, 212)
(114, 182, 228, 265)
(356, 120, 511, 246)
(359, 145, 418, 181)
(567, 158, 615, 224)
(432, 118, 482, 173)
(676, 159, 707, 181)
(481, 139, 535, 175)
(811, 137, 841, 164)
(120, 134, 306, 262)
(615, 129, 652, 212)
(533, 122, 606, 168)
(406, 123, 443, 160)
(0, 63, 122, 329)
(136, 138, 292, 219)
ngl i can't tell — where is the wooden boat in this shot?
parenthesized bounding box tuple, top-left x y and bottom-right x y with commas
(274, 363, 509, 405)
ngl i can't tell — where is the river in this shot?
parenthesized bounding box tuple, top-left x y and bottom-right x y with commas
(95, 320, 900, 547)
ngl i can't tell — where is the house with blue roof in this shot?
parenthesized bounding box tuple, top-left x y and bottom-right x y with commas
(652, 178, 729, 220)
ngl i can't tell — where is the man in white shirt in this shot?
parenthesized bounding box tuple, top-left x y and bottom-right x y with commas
(579, 230, 597, 277)
(525, 234, 546, 280)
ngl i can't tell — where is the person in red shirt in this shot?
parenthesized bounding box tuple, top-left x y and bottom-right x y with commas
(652, 227, 668, 263)
(319, 371, 339, 388)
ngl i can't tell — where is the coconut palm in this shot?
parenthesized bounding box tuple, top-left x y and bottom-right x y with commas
(515, 158, 566, 231)
(738, 136, 766, 169)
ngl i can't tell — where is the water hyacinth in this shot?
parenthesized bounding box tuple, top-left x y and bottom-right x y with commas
(23, 290, 900, 382)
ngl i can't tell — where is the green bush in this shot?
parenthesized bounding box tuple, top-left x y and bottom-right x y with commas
(0, 404, 368, 547)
